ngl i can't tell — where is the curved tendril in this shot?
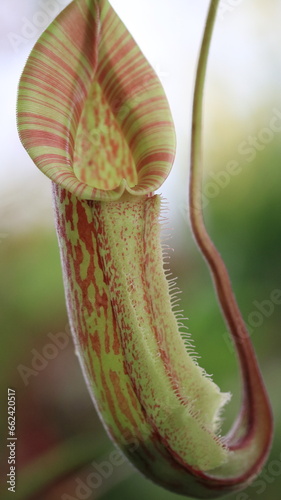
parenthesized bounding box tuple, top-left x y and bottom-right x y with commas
(190, 0, 273, 479)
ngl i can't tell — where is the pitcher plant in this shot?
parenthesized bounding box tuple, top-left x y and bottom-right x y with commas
(17, 0, 273, 498)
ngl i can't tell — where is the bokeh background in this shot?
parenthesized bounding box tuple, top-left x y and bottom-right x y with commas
(1, 0, 281, 499)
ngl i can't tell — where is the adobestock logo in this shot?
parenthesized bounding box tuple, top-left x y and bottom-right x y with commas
(179, 107, 281, 221)
(236, 452, 281, 499)
(218, 0, 246, 20)
(223, 289, 281, 353)
(17, 324, 71, 386)
(203, 107, 281, 208)
(61, 439, 137, 500)
(8, 0, 67, 53)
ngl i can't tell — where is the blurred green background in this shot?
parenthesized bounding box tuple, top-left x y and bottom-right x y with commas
(1, 1, 281, 499)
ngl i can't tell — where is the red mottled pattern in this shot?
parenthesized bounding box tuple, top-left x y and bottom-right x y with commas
(53, 183, 155, 450)
(52, 184, 250, 497)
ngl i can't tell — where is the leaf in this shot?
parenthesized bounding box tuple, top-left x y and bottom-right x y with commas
(17, 0, 176, 200)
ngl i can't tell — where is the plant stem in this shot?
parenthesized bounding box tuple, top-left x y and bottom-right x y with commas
(190, 0, 272, 448)
(2, 434, 111, 499)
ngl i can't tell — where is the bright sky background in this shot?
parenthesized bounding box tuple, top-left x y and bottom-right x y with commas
(1, 0, 281, 231)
